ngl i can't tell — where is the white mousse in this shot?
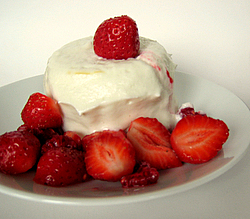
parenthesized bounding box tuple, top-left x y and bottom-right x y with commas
(44, 36, 177, 137)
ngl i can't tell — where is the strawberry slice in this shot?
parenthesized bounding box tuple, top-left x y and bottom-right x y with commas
(21, 92, 62, 129)
(84, 130, 136, 182)
(34, 147, 87, 187)
(0, 131, 40, 174)
(127, 117, 183, 170)
(93, 15, 140, 60)
(170, 115, 229, 164)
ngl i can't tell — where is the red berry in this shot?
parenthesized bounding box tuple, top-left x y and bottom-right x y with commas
(21, 92, 62, 129)
(120, 162, 159, 188)
(127, 117, 183, 170)
(41, 135, 82, 155)
(64, 131, 82, 149)
(93, 15, 140, 60)
(170, 115, 229, 164)
(177, 105, 206, 119)
(0, 131, 40, 174)
(18, 124, 59, 145)
(84, 130, 136, 182)
(34, 147, 87, 187)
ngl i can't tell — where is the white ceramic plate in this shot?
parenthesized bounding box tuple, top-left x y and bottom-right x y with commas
(0, 72, 249, 206)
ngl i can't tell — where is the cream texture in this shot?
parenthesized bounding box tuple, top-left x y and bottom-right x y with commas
(44, 36, 177, 137)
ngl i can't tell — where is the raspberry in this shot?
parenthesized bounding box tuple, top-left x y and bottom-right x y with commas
(120, 162, 159, 188)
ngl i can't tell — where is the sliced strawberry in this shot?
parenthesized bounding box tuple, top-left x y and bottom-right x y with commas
(84, 130, 136, 182)
(34, 147, 87, 187)
(0, 131, 40, 174)
(82, 131, 101, 152)
(93, 15, 140, 60)
(82, 129, 125, 151)
(170, 115, 229, 164)
(127, 117, 183, 170)
(21, 92, 62, 129)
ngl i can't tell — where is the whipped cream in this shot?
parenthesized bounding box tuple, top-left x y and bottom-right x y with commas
(44, 36, 177, 137)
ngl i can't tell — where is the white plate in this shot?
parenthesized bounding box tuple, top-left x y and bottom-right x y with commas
(0, 72, 249, 206)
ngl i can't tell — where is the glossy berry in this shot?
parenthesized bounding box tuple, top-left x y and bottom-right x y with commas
(0, 131, 40, 174)
(21, 92, 62, 129)
(18, 124, 59, 145)
(41, 135, 82, 155)
(93, 15, 140, 60)
(64, 131, 82, 149)
(34, 147, 87, 187)
(120, 162, 159, 188)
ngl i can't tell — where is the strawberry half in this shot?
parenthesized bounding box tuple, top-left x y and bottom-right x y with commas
(170, 115, 229, 164)
(84, 130, 136, 182)
(93, 15, 140, 60)
(34, 147, 87, 187)
(21, 92, 62, 129)
(0, 131, 40, 174)
(127, 117, 183, 170)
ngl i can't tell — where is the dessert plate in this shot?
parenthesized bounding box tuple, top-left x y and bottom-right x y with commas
(0, 72, 249, 206)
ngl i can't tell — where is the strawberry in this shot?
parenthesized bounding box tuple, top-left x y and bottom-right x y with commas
(17, 124, 59, 145)
(64, 131, 82, 149)
(0, 131, 40, 174)
(21, 92, 62, 129)
(41, 135, 82, 155)
(82, 129, 125, 151)
(93, 15, 140, 60)
(84, 130, 136, 182)
(170, 115, 229, 164)
(33, 147, 87, 187)
(127, 117, 183, 170)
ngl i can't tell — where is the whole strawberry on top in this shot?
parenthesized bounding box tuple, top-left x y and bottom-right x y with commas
(93, 15, 140, 60)
(21, 92, 62, 129)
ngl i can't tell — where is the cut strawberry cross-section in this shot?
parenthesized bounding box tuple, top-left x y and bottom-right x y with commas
(127, 117, 183, 170)
(84, 130, 136, 182)
(170, 115, 229, 164)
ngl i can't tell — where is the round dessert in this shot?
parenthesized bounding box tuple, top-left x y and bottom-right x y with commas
(44, 36, 177, 137)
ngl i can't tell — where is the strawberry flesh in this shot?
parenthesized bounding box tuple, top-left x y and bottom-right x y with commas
(127, 117, 183, 170)
(84, 130, 136, 182)
(170, 115, 229, 164)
